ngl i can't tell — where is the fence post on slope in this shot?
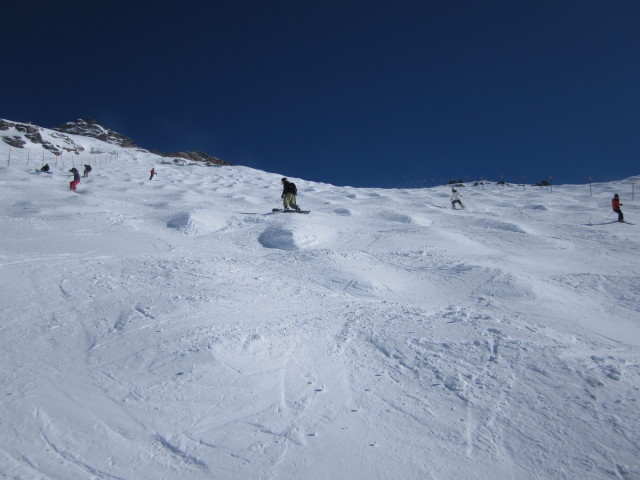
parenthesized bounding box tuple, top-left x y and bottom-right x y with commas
(522, 176, 525, 191)
(27, 148, 30, 166)
(549, 176, 553, 193)
(7, 146, 11, 165)
(632, 178, 637, 201)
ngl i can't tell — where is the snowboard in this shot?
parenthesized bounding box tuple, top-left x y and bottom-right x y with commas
(272, 208, 310, 214)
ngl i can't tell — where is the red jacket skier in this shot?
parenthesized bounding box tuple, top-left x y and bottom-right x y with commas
(69, 168, 80, 191)
(612, 194, 624, 222)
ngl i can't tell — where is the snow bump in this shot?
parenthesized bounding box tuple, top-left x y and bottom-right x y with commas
(166, 210, 227, 235)
(258, 226, 297, 250)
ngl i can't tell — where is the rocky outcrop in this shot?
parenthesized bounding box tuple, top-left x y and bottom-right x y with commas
(2, 118, 231, 165)
(55, 118, 137, 148)
(1, 119, 83, 154)
(151, 150, 231, 166)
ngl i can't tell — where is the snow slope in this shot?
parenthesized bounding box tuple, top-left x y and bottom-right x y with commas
(1, 135, 639, 480)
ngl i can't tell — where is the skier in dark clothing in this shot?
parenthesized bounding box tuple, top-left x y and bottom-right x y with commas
(149, 168, 157, 180)
(281, 177, 300, 211)
(612, 194, 624, 222)
(40, 164, 50, 172)
(69, 167, 80, 191)
(83, 164, 92, 177)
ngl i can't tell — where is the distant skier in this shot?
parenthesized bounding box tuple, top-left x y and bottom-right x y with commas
(83, 164, 92, 177)
(451, 188, 465, 209)
(612, 194, 624, 222)
(281, 177, 300, 211)
(69, 167, 80, 191)
(40, 164, 50, 172)
(149, 168, 157, 180)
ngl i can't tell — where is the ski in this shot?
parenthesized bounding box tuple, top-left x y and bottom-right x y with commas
(588, 220, 634, 226)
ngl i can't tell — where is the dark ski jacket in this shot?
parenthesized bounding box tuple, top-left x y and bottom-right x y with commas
(70, 168, 80, 181)
(40, 164, 49, 172)
(281, 180, 297, 197)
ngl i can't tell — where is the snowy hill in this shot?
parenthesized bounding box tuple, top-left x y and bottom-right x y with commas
(1, 125, 639, 480)
(0, 118, 229, 166)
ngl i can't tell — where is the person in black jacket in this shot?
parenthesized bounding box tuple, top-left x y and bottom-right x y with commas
(83, 164, 92, 177)
(281, 178, 300, 210)
(40, 164, 50, 172)
(69, 167, 80, 191)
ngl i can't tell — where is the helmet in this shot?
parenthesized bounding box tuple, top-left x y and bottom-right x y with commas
(281, 177, 287, 183)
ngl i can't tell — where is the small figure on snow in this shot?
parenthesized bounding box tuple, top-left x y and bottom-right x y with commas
(83, 164, 92, 177)
(40, 164, 50, 172)
(149, 168, 157, 180)
(451, 188, 465, 209)
(69, 167, 80, 191)
(612, 193, 624, 222)
(281, 178, 300, 211)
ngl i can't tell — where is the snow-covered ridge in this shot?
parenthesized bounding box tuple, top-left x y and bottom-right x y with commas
(0, 119, 639, 480)
(56, 118, 137, 148)
(0, 117, 229, 165)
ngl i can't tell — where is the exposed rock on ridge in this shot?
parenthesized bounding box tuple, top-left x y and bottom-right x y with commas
(1, 119, 84, 154)
(151, 149, 231, 166)
(1, 118, 231, 165)
(55, 118, 137, 148)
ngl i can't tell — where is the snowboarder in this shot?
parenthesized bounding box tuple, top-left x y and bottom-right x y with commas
(149, 168, 157, 180)
(451, 188, 465, 209)
(40, 164, 50, 172)
(69, 167, 80, 191)
(281, 178, 300, 211)
(612, 194, 624, 222)
(83, 164, 92, 177)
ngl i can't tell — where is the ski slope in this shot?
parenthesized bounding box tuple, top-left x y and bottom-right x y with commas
(1, 132, 639, 480)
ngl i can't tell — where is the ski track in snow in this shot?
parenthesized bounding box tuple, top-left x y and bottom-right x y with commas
(1, 140, 640, 480)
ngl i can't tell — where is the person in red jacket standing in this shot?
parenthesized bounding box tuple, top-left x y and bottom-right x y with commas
(612, 194, 624, 222)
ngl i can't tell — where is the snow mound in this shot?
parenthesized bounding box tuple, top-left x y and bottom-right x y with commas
(377, 210, 414, 224)
(479, 218, 527, 233)
(259, 223, 336, 250)
(522, 204, 548, 211)
(258, 226, 296, 250)
(166, 210, 227, 235)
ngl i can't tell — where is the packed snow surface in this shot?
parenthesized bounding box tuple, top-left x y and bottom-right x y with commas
(1, 138, 639, 480)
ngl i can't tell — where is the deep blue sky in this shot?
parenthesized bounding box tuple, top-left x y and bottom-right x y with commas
(4, 1, 639, 187)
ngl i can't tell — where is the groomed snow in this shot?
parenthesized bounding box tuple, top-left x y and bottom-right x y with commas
(1, 135, 639, 480)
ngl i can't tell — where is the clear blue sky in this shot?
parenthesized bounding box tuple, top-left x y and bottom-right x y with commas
(4, 1, 639, 187)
